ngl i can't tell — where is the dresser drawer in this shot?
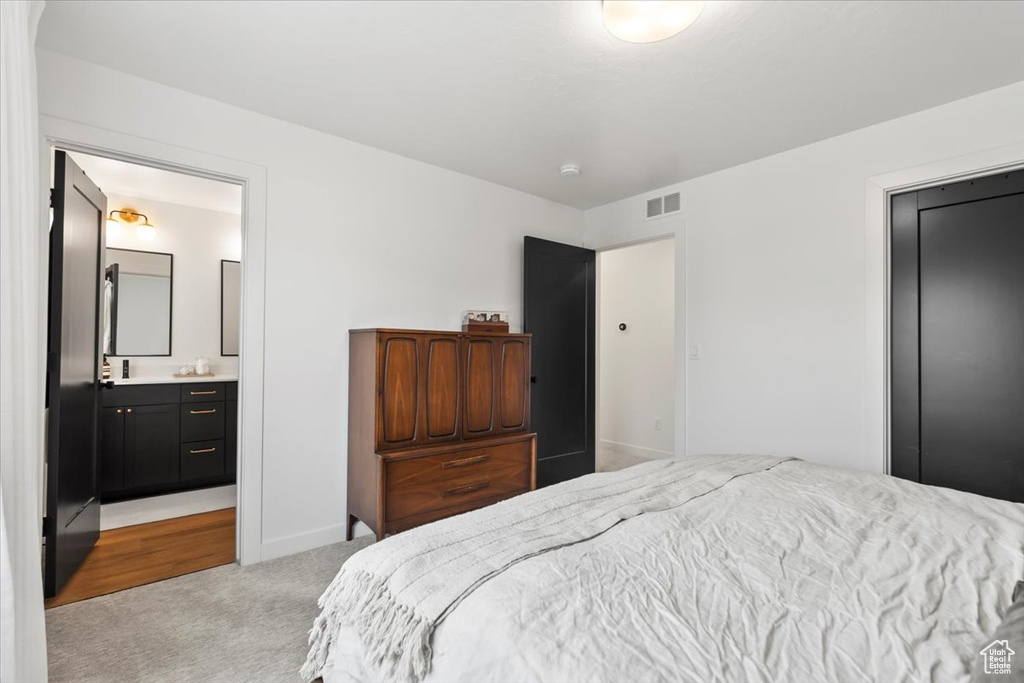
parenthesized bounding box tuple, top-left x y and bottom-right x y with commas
(181, 383, 226, 403)
(180, 440, 225, 480)
(180, 402, 225, 442)
(385, 439, 532, 522)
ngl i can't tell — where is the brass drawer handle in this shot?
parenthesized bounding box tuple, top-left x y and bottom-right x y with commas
(190, 408, 217, 415)
(189, 447, 217, 454)
(190, 390, 218, 396)
(443, 481, 490, 497)
(442, 454, 489, 469)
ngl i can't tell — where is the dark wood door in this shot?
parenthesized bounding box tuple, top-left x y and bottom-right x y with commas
(379, 333, 421, 449)
(496, 336, 530, 434)
(463, 336, 497, 439)
(378, 332, 461, 450)
(891, 170, 1024, 502)
(99, 407, 125, 494)
(421, 335, 461, 444)
(523, 236, 596, 486)
(124, 404, 181, 489)
(45, 151, 106, 597)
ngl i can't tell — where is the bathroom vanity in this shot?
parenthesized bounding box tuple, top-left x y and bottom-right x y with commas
(99, 377, 238, 501)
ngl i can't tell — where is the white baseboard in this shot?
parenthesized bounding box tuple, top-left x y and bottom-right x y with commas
(600, 439, 674, 460)
(260, 522, 349, 562)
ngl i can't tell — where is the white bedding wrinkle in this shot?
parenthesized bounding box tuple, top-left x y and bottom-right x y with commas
(302, 455, 791, 682)
(319, 458, 1024, 683)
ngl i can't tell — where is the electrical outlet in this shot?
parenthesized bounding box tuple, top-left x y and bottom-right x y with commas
(654, 417, 662, 431)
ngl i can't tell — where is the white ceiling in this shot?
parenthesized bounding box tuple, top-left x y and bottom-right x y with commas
(39, 1, 1024, 210)
(68, 152, 242, 214)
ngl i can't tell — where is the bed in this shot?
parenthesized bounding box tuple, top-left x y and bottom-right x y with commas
(302, 455, 1024, 683)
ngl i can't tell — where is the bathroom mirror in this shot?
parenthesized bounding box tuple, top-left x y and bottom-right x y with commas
(221, 259, 241, 356)
(105, 248, 173, 356)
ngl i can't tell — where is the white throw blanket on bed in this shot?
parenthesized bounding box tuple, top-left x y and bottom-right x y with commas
(301, 454, 791, 682)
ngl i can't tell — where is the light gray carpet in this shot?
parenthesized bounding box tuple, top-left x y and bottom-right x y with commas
(596, 448, 656, 473)
(46, 536, 372, 682)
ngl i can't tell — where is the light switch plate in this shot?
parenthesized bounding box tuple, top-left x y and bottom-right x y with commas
(689, 344, 701, 360)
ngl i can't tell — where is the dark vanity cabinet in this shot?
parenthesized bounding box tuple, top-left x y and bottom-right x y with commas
(127, 404, 181, 489)
(99, 406, 127, 494)
(99, 381, 238, 501)
(225, 382, 238, 478)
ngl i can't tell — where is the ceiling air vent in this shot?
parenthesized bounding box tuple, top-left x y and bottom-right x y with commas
(645, 191, 681, 220)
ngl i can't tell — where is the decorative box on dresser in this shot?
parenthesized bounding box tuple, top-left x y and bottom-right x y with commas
(347, 329, 537, 541)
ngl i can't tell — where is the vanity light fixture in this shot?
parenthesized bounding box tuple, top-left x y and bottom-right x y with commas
(107, 208, 157, 241)
(603, 0, 704, 44)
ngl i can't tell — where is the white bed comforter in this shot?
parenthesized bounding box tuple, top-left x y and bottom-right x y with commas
(321, 458, 1023, 683)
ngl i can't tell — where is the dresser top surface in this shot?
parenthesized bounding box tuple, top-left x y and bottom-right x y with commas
(350, 327, 531, 337)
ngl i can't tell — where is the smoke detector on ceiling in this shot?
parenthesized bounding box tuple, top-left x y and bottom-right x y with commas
(560, 164, 581, 177)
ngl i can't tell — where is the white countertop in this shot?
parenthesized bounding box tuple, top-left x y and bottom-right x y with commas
(109, 374, 238, 385)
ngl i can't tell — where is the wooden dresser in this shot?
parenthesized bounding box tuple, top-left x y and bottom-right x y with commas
(347, 328, 536, 540)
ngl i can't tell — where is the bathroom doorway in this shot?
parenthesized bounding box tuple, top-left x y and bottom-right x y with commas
(44, 150, 244, 606)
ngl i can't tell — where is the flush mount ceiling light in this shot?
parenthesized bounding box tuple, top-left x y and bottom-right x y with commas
(107, 208, 157, 242)
(603, 0, 705, 44)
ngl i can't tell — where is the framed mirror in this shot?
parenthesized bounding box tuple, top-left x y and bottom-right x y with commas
(221, 259, 241, 356)
(105, 248, 173, 356)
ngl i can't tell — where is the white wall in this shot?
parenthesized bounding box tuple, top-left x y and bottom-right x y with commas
(36, 50, 583, 557)
(598, 238, 674, 457)
(584, 82, 1024, 473)
(105, 193, 241, 377)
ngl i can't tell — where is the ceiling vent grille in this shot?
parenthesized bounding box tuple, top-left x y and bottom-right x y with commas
(646, 191, 681, 220)
(646, 197, 663, 219)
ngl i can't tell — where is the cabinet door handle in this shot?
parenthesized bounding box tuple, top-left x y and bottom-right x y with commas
(189, 447, 217, 454)
(126, 408, 133, 413)
(116, 408, 123, 414)
(443, 481, 490, 497)
(190, 390, 218, 396)
(190, 408, 217, 415)
(443, 454, 490, 469)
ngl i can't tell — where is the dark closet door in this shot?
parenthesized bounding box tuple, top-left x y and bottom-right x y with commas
(891, 170, 1024, 502)
(523, 236, 596, 487)
(45, 151, 106, 597)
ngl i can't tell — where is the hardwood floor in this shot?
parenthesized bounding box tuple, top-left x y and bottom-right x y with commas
(46, 507, 235, 609)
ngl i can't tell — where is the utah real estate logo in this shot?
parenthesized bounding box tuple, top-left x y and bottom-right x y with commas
(979, 639, 1015, 676)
